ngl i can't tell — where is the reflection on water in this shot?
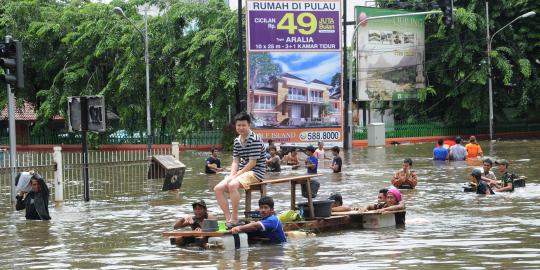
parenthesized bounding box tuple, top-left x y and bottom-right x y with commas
(1, 140, 540, 269)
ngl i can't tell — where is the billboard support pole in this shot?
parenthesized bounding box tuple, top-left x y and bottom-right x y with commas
(343, 0, 350, 149)
(237, 0, 245, 112)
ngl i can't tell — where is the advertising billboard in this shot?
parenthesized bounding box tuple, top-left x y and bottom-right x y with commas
(354, 7, 425, 101)
(246, 0, 342, 146)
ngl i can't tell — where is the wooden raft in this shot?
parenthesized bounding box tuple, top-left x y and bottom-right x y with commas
(161, 231, 227, 238)
(245, 174, 323, 219)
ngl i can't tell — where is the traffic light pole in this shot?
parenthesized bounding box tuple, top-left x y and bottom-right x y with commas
(3, 35, 18, 203)
(7, 74, 17, 203)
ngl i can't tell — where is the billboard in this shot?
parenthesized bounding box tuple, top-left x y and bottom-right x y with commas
(354, 7, 425, 101)
(246, 0, 343, 146)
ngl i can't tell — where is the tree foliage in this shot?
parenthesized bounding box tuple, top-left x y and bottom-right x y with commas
(1, 0, 539, 135)
(1, 0, 240, 135)
(389, 0, 540, 124)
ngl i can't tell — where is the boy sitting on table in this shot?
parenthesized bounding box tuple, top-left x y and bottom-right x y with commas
(230, 196, 287, 244)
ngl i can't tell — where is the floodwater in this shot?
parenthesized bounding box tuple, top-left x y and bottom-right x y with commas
(1, 140, 540, 269)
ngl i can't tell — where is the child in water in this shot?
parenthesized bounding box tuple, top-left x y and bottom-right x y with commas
(329, 146, 342, 173)
(305, 145, 318, 174)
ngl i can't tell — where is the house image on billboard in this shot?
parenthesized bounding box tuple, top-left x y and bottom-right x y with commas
(250, 73, 341, 128)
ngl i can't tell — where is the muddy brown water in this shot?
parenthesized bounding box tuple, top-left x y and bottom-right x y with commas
(1, 140, 539, 269)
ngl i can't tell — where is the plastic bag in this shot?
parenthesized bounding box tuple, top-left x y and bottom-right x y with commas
(15, 172, 33, 193)
(279, 210, 299, 223)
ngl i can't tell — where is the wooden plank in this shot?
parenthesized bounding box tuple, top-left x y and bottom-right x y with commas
(305, 179, 315, 218)
(152, 155, 185, 170)
(162, 231, 227, 237)
(332, 210, 406, 216)
(249, 173, 323, 186)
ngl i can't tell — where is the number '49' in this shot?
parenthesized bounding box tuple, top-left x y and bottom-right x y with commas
(277, 12, 317, 35)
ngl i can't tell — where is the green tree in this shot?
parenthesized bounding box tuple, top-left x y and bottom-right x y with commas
(1, 0, 242, 138)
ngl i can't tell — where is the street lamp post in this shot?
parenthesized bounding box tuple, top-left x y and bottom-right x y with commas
(485, 1, 535, 141)
(114, 6, 152, 159)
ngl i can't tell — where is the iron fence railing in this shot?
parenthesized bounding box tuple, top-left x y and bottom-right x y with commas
(1, 130, 223, 146)
(353, 122, 540, 140)
(0, 148, 171, 207)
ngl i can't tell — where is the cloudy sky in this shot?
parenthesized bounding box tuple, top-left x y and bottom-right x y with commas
(268, 52, 341, 84)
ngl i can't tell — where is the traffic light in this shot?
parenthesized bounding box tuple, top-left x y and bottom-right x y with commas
(438, 0, 453, 28)
(0, 39, 24, 89)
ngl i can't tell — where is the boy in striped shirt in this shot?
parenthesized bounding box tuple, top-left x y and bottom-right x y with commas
(214, 112, 266, 227)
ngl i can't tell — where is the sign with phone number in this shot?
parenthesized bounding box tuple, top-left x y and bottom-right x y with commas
(299, 131, 341, 141)
(247, 0, 341, 51)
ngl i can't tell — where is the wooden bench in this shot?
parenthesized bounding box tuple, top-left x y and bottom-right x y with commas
(245, 174, 323, 219)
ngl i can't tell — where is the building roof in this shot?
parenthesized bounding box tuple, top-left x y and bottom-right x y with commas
(0, 101, 63, 121)
(280, 73, 306, 81)
(311, 79, 331, 86)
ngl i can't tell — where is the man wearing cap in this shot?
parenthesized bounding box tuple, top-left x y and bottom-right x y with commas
(328, 192, 352, 212)
(470, 168, 494, 195)
(174, 199, 215, 230)
(493, 159, 515, 192)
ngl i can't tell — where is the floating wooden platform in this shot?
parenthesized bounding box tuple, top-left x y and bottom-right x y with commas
(163, 210, 406, 248)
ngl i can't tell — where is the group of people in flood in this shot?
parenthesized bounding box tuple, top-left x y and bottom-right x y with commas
(469, 158, 518, 195)
(181, 112, 523, 246)
(433, 136, 484, 161)
(184, 112, 412, 245)
(327, 188, 405, 214)
(14, 111, 522, 250)
(429, 135, 519, 195)
(205, 139, 343, 177)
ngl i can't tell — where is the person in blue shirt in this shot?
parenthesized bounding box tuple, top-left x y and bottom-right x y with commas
(230, 196, 287, 243)
(305, 145, 318, 174)
(433, 139, 449, 161)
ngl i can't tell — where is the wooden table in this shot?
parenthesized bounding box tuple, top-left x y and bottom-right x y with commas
(247, 174, 323, 219)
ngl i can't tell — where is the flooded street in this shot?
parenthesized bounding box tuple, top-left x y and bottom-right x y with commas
(1, 140, 540, 269)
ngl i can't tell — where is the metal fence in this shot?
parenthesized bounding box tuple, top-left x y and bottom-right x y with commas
(353, 122, 540, 140)
(0, 148, 172, 209)
(0, 152, 56, 209)
(0, 129, 223, 146)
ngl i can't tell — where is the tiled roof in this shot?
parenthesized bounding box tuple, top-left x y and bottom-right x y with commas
(0, 101, 63, 121)
(311, 79, 331, 86)
(280, 73, 305, 81)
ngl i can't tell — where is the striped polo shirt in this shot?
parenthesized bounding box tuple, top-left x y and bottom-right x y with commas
(233, 130, 266, 180)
